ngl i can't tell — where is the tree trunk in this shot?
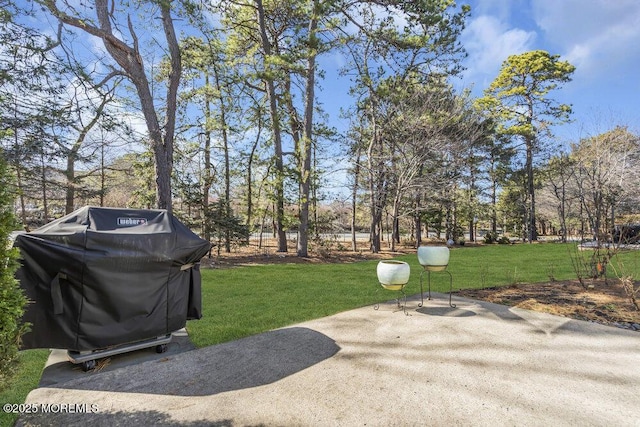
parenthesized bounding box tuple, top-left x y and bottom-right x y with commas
(414, 193, 422, 247)
(212, 67, 232, 252)
(64, 88, 111, 214)
(99, 142, 105, 207)
(13, 130, 27, 228)
(246, 121, 262, 234)
(297, 1, 318, 258)
(525, 135, 537, 242)
(255, 0, 287, 252)
(491, 164, 498, 235)
(44, 0, 182, 214)
(390, 195, 400, 252)
(65, 154, 75, 214)
(351, 148, 361, 252)
(368, 129, 383, 253)
(158, 1, 181, 212)
(39, 151, 49, 222)
(202, 74, 213, 242)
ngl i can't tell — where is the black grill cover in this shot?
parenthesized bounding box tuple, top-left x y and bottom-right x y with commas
(14, 206, 211, 351)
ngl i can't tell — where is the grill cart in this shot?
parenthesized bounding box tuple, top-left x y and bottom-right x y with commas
(14, 206, 211, 371)
(65, 334, 174, 371)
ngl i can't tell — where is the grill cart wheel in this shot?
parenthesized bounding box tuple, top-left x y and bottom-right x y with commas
(155, 344, 168, 353)
(81, 360, 96, 372)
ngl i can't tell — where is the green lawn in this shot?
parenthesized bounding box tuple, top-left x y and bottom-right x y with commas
(2, 242, 638, 426)
(0, 349, 49, 427)
(186, 242, 596, 347)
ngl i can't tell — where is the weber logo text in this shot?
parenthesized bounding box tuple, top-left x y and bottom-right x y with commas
(117, 217, 148, 227)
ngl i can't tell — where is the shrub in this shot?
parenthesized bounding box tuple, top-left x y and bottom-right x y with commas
(484, 232, 498, 244)
(497, 236, 511, 244)
(0, 152, 28, 391)
(484, 232, 511, 245)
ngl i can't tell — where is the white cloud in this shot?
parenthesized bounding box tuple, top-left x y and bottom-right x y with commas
(461, 15, 536, 85)
(532, 0, 640, 78)
(470, 0, 528, 22)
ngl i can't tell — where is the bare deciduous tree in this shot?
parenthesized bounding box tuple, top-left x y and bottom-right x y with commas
(40, 0, 181, 212)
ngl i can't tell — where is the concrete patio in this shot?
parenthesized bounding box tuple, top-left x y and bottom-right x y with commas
(17, 293, 640, 426)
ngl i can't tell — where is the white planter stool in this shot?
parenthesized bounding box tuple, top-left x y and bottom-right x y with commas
(375, 260, 411, 315)
(417, 246, 455, 308)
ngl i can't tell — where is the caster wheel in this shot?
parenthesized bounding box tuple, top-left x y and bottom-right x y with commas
(81, 360, 96, 372)
(155, 344, 168, 354)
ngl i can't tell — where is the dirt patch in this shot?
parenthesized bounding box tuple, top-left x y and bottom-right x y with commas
(200, 248, 403, 268)
(456, 279, 640, 332)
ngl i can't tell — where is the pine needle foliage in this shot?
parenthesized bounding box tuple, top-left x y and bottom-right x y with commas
(0, 150, 29, 391)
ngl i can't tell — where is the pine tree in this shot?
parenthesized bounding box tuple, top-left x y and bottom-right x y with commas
(477, 50, 575, 241)
(0, 148, 28, 390)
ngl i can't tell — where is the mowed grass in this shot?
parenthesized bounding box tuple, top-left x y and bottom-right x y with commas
(3, 242, 638, 419)
(0, 349, 49, 427)
(186, 242, 640, 347)
(187, 260, 385, 347)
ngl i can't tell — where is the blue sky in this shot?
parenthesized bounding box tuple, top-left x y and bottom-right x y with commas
(459, 0, 640, 144)
(27, 0, 639, 148)
(20, 0, 639, 198)
(320, 0, 640, 149)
